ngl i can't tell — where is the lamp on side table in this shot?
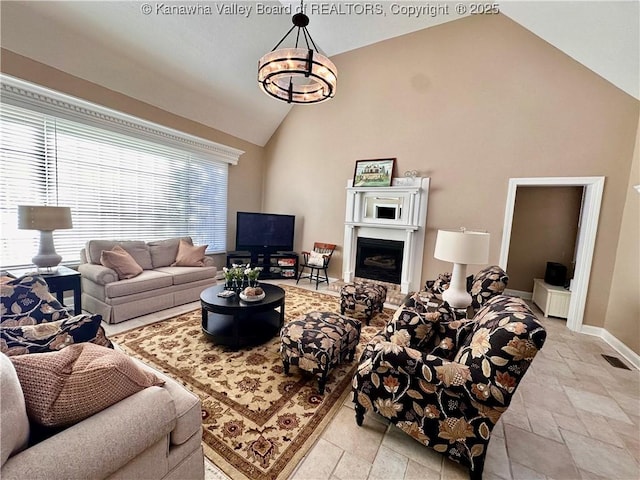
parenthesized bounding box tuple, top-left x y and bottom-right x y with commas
(434, 228, 490, 309)
(18, 205, 73, 273)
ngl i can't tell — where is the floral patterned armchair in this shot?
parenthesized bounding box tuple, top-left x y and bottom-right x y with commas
(352, 294, 546, 479)
(422, 265, 509, 310)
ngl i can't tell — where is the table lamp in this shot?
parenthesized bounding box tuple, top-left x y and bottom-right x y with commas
(18, 205, 73, 273)
(434, 228, 490, 309)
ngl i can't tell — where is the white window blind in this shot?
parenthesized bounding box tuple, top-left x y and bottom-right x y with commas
(1, 78, 241, 268)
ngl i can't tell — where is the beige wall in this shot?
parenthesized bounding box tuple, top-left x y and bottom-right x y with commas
(263, 14, 639, 332)
(0, 49, 265, 257)
(605, 122, 640, 354)
(507, 186, 583, 292)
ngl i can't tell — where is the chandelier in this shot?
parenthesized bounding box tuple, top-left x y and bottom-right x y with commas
(257, 5, 337, 104)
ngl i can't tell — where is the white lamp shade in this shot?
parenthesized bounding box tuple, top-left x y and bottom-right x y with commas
(434, 229, 490, 265)
(18, 206, 72, 231)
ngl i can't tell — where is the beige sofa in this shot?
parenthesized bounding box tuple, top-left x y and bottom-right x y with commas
(79, 237, 217, 324)
(1, 352, 204, 480)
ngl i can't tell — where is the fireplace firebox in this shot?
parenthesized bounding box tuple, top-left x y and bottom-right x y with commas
(355, 237, 404, 285)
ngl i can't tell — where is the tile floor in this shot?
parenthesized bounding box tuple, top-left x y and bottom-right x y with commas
(102, 280, 640, 480)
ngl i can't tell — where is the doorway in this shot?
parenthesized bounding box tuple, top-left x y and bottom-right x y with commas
(506, 186, 584, 299)
(499, 177, 605, 332)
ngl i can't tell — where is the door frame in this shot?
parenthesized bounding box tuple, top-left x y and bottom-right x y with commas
(499, 176, 605, 332)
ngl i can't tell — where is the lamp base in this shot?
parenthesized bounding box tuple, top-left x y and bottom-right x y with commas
(441, 262, 472, 309)
(32, 230, 62, 270)
(34, 265, 60, 275)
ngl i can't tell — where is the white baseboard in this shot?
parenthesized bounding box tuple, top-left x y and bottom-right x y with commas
(504, 288, 532, 300)
(502, 290, 639, 370)
(580, 325, 640, 370)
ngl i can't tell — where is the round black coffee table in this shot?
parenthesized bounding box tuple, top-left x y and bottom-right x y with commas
(200, 283, 285, 349)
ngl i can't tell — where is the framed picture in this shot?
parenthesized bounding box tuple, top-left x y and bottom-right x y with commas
(353, 158, 395, 187)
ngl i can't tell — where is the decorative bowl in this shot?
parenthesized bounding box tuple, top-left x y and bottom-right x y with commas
(239, 292, 266, 303)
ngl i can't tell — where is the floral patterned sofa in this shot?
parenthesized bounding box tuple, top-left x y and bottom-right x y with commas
(352, 294, 546, 479)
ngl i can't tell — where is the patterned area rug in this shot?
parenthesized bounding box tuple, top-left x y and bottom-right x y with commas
(112, 285, 395, 480)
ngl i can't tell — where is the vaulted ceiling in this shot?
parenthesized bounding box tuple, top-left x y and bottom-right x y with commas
(1, 1, 638, 146)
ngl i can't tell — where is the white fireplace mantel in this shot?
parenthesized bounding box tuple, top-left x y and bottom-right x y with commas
(343, 177, 430, 293)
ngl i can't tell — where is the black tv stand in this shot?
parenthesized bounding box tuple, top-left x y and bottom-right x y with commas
(226, 251, 299, 280)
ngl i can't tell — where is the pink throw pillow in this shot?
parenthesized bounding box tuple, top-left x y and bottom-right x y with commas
(100, 245, 143, 279)
(171, 239, 207, 267)
(10, 343, 164, 427)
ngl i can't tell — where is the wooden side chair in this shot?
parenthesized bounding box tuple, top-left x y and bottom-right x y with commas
(296, 243, 336, 290)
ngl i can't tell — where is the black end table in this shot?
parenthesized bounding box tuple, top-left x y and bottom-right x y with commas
(6, 265, 82, 315)
(200, 283, 285, 349)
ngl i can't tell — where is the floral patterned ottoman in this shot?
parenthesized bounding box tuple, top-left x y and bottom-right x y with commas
(340, 281, 387, 325)
(280, 311, 361, 394)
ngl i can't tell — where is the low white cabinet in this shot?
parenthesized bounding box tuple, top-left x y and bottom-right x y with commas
(532, 278, 571, 319)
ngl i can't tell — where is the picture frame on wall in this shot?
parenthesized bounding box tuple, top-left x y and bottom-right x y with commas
(353, 158, 395, 187)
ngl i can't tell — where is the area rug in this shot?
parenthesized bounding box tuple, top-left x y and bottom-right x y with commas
(111, 285, 395, 480)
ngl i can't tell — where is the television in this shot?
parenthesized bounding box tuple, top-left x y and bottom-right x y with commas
(544, 262, 567, 286)
(235, 212, 295, 253)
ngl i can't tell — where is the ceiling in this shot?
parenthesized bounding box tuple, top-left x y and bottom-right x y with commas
(1, 1, 638, 146)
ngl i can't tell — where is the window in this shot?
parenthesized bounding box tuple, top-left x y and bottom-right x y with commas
(0, 76, 243, 268)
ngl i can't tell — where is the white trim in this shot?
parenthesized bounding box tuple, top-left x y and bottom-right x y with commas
(580, 325, 640, 371)
(499, 176, 605, 333)
(504, 288, 532, 300)
(0, 74, 244, 165)
(343, 177, 429, 294)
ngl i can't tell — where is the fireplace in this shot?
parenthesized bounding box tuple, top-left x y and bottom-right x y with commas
(355, 237, 404, 285)
(343, 177, 429, 293)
